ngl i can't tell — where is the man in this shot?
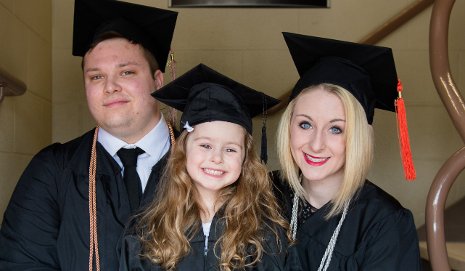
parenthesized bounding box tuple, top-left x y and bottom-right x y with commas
(0, 0, 177, 270)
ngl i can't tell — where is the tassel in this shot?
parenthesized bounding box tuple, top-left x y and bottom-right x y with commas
(261, 124, 268, 164)
(166, 50, 178, 129)
(167, 50, 177, 81)
(260, 95, 268, 164)
(395, 80, 416, 181)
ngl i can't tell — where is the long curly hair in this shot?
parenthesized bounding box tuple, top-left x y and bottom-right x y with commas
(137, 130, 289, 270)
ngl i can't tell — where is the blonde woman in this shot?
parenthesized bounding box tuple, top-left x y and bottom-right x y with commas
(120, 64, 302, 271)
(272, 33, 420, 271)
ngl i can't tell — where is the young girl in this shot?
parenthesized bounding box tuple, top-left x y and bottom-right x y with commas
(120, 64, 301, 271)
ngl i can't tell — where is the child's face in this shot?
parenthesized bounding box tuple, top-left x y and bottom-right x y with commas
(185, 121, 246, 200)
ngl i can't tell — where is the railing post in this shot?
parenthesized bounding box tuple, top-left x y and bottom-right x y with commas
(427, 0, 464, 270)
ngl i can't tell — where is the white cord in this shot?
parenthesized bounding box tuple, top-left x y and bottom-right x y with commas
(317, 201, 350, 271)
(289, 193, 350, 271)
(290, 194, 299, 240)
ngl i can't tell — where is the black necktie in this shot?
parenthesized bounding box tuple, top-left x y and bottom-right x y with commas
(117, 147, 145, 212)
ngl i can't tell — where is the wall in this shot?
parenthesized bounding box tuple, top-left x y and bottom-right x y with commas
(50, 0, 465, 228)
(371, 0, 465, 227)
(0, 0, 52, 222)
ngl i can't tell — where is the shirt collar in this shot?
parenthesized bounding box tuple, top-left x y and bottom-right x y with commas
(98, 115, 170, 158)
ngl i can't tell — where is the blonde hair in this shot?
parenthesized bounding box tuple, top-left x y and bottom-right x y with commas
(138, 130, 289, 270)
(277, 83, 374, 218)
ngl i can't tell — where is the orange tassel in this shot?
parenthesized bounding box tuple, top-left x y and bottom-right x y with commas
(395, 80, 416, 181)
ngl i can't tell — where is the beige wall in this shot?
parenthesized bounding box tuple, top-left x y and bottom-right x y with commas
(0, 0, 52, 221)
(51, 0, 465, 229)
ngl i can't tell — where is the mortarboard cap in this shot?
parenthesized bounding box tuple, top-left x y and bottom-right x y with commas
(283, 32, 416, 180)
(283, 32, 398, 124)
(72, 0, 177, 72)
(152, 64, 279, 135)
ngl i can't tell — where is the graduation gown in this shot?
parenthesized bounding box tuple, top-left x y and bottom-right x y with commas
(120, 212, 302, 271)
(0, 129, 169, 271)
(272, 172, 420, 271)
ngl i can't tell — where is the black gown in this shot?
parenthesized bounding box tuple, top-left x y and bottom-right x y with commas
(120, 211, 303, 271)
(0, 129, 169, 271)
(272, 172, 420, 271)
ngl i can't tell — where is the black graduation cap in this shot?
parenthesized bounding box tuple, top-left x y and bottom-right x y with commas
(284, 32, 416, 180)
(72, 0, 177, 72)
(283, 32, 398, 124)
(153, 64, 279, 135)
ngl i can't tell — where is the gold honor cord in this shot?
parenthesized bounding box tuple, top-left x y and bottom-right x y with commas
(88, 127, 100, 271)
(88, 124, 175, 271)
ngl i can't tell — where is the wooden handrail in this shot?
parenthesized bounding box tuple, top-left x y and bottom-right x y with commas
(359, 0, 434, 45)
(267, 0, 434, 115)
(426, 0, 464, 270)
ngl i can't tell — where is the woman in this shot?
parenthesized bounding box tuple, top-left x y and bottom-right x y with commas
(272, 32, 420, 271)
(120, 64, 301, 271)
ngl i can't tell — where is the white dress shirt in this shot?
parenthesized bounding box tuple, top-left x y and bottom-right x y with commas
(97, 116, 171, 192)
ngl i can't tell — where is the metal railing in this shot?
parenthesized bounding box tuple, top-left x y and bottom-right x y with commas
(427, 0, 462, 270)
(0, 67, 27, 102)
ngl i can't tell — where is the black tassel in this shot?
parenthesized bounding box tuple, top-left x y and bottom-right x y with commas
(260, 93, 268, 164)
(261, 124, 268, 164)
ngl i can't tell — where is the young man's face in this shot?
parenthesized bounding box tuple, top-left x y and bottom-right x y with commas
(83, 37, 163, 143)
